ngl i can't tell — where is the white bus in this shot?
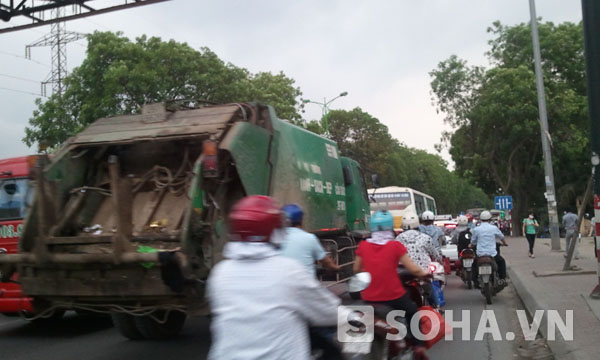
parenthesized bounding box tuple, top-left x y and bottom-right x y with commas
(368, 186, 437, 230)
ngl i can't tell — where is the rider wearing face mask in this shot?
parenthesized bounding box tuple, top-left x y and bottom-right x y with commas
(396, 223, 443, 311)
(522, 212, 539, 258)
(207, 196, 353, 360)
(354, 210, 431, 360)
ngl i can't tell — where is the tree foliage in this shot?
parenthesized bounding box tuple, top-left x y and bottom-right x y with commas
(430, 20, 589, 232)
(24, 31, 302, 148)
(317, 108, 491, 214)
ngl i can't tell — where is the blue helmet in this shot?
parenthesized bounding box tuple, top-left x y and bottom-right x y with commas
(282, 204, 304, 225)
(370, 210, 394, 232)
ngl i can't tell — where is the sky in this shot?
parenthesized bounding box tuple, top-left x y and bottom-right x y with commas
(0, 0, 584, 167)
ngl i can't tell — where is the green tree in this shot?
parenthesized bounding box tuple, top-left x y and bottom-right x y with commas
(24, 31, 302, 148)
(323, 108, 491, 214)
(327, 107, 400, 179)
(430, 20, 589, 233)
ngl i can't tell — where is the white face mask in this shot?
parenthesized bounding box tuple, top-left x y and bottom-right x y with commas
(529, 215, 534, 219)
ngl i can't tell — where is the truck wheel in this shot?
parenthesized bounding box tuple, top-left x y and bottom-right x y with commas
(111, 313, 145, 340)
(483, 283, 492, 305)
(134, 311, 186, 340)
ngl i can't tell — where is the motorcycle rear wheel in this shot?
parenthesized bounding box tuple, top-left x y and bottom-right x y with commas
(483, 283, 492, 304)
(466, 271, 472, 289)
(368, 336, 389, 360)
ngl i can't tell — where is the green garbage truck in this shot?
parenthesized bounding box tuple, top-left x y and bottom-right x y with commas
(0, 102, 370, 339)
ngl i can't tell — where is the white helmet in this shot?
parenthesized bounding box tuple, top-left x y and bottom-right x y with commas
(457, 215, 468, 226)
(480, 210, 492, 221)
(421, 211, 435, 221)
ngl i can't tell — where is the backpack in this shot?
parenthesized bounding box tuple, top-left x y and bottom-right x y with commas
(457, 229, 472, 253)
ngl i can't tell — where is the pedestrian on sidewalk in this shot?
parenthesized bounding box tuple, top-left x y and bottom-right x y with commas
(522, 212, 539, 258)
(562, 209, 579, 259)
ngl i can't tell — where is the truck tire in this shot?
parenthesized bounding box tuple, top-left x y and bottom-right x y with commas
(111, 313, 145, 340)
(134, 311, 186, 340)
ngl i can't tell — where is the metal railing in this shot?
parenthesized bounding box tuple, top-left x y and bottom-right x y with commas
(320, 236, 359, 288)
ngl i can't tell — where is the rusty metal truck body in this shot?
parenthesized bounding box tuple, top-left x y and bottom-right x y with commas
(0, 102, 371, 338)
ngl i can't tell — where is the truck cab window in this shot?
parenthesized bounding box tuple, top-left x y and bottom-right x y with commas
(0, 179, 29, 221)
(342, 166, 353, 186)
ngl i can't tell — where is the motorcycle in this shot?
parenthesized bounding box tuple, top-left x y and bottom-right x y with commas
(342, 272, 414, 360)
(456, 248, 475, 289)
(398, 262, 445, 309)
(343, 272, 448, 360)
(476, 256, 506, 305)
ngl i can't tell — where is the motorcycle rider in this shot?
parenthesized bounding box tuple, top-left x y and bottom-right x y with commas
(280, 203, 340, 276)
(354, 210, 431, 360)
(207, 196, 353, 360)
(418, 210, 444, 251)
(280, 203, 344, 359)
(470, 210, 508, 289)
(397, 224, 443, 271)
(452, 215, 472, 269)
(451, 215, 469, 248)
(396, 223, 443, 309)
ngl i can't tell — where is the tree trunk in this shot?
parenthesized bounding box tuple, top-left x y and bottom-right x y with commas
(511, 189, 529, 237)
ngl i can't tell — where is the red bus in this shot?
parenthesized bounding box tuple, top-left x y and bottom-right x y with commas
(0, 156, 36, 315)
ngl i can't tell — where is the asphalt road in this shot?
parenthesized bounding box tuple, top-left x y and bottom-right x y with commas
(0, 275, 552, 360)
(0, 312, 212, 360)
(428, 273, 553, 360)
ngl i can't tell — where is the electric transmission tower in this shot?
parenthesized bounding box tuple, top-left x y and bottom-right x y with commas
(25, 5, 86, 97)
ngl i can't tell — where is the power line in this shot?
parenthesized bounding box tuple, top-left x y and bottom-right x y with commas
(0, 73, 39, 83)
(0, 49, 50, 68)
(0, 86, 46, 97)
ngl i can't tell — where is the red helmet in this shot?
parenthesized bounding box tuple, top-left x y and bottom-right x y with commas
(228, 195, 283, 242)
(465, 213, 474, 222)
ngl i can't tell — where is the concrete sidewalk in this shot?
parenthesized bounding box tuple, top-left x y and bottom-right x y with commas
(505, 235, 600, 360)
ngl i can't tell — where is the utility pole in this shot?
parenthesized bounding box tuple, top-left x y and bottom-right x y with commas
(25, 6, 85, 97)
(528, 0, 561, 251)
(581, 0, 600, 299)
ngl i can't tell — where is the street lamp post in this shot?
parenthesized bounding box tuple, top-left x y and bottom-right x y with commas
(302, 91, 348, 134)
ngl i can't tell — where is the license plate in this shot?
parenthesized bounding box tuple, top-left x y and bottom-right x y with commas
(479, 266, 492, 275)
(463, 259, 474, 267)
(342, 341, 372, 354)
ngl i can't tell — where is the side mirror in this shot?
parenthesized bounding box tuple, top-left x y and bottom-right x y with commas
(348, 272, 371, 293)
(371, 174, 380, 189)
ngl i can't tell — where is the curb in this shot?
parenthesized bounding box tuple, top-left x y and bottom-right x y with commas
(507, 265, 580, 360)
